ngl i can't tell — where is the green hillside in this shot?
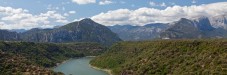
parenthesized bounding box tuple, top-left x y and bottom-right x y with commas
(0, 41, 104, 75)
(90, 39, 227, 75)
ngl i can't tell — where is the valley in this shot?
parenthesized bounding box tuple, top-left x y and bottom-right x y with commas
(1, 16, 227, 75)
(0, 1, 227, 74)
(0, 41, 104, 75)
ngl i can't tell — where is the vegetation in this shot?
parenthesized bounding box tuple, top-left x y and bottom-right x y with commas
(0, 41, 104, 75)
(0, 51, 64, 75)
(90, 39, 227, 75)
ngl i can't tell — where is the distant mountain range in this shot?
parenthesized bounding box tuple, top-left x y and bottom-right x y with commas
(109, 15, 227, 40)
(0, 18, 121, 46)
(108, 23, 169, 41)
(160, 16, 227, 39)
(0, 30, 19, 41)
(210, 15, 227, 29)
(1, 15, 227, 43)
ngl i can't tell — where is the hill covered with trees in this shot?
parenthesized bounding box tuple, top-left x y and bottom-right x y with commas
(0, 41, 104, 75)
(90, 39, 227, 75)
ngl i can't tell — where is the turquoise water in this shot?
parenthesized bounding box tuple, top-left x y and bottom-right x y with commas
(53, 57, 108, 75)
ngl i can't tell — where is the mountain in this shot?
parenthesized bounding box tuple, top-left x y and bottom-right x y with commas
(90, 40, 227, 75)
(9, 29, 27, 33)
(0, 30, 20, 41)
(109, 15, 227, 40)
(0, 18, 121, 46)
(160, 17, 227, 39)
(210, 15, 227, 30)
(108, 23, 169, 41)
(193, 16, 214, 31)
(20, 28, 54, 42)
(2, 16, 227, 42)
(18, 18, 121, 46)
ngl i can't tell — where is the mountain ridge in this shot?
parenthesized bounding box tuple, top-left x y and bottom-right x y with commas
(108, 23, 169, 41)
(2, 15, 227, 42)
(109, 15, 227, 40)
(160, 16, 227, 39)
(0, 18, 122, 46)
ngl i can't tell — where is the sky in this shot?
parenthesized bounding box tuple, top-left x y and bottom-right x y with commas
(0, 0, 227, 29)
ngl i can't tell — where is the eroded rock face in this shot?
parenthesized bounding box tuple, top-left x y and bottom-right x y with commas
(108, 23, 169, 41)
(160, 17, 227, 39)
(0, 18, 122, 46)
(0, 30, 20, 41)
(209, 15, 227, 30)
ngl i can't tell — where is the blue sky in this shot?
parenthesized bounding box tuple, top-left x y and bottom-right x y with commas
(0, 0, 227, 29)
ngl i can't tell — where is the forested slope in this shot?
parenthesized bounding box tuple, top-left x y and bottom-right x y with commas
(0, 41, 104, 75)
(91, 39, 227, 75)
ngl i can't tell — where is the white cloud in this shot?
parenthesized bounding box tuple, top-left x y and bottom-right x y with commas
(73, 18, 85, 22)
(64, 13, 69, 16)
(0, 6, 69, 30)
(99, 0, 113, 5)
(56, 19, 68, 23)
(92, 9, 131, 25)
(192, 0, 197, 3)
(47, 4, 52, 10)
(160, 2, 166, 7)
(71, 0, 96, 5)
(61, 2, 71, 5)
(47, 5, 60, 10)
(91, 2, 227, 26)
(149, 2, 157, 6)
(69, 11, 76, 14)
(149, 1, 167, 7)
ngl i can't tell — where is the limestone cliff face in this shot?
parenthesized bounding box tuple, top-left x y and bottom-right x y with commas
(0, 30, 20, 41)
(160, 17, 226, 39)
(108, 23, 169, 41)
(0, 18, 121, 46)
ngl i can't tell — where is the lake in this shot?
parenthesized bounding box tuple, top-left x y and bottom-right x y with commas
(53, 57, 109, 75)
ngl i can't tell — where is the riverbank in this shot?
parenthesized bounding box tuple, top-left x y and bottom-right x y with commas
(89, 64, 112, 75)
(52, 56, 93, 69)
(53, 57, 109, 75)
(51, 58, 71, 70)
(86, 56, 97, 57)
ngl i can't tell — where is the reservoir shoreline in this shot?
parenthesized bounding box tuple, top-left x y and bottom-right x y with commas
(86, 56, 97, 57)
(89, 64, 112, 75)
(53, 56, 94, 69)
(53, 57, 109, 75)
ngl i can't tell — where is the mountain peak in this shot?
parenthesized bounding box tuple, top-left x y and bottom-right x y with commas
(80, 18, 94, 23)
(210, 14, 227, 29)
(193, 16, 214, 31)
